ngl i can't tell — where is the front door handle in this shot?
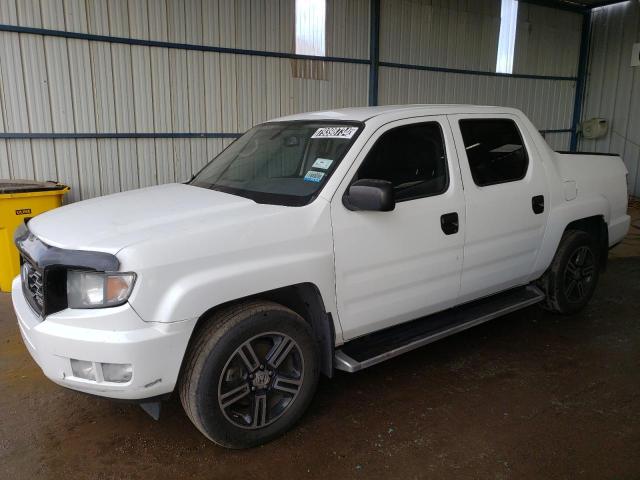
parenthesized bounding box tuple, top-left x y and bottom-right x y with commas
(441, 212, 459, 235)
(532, 195, 544, 214)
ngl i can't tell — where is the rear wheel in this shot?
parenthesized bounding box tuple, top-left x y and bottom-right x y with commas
(539, 230, 600, 314)
(180, 301, 319, 448)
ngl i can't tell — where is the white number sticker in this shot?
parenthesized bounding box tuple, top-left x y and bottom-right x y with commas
(311, 126, 358, 139)
(312, 158, 333, 170)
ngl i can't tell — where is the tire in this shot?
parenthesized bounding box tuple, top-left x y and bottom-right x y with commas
(179, 300, 319, 449)
(539, 229, 600, 315)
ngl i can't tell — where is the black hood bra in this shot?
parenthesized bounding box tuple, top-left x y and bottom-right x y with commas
(14, 224, 120, 272)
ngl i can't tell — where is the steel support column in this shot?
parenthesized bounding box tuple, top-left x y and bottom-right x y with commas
(368, 0, 380, 106)
(570, 10, 592, 152)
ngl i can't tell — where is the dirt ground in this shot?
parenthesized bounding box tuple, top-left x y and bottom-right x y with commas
(1, 204, 639, 480)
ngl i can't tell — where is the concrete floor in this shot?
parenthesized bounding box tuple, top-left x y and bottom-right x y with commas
(1, 205, 639, 480)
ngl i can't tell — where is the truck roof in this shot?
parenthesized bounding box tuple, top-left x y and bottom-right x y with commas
(270, 104, 522, 123)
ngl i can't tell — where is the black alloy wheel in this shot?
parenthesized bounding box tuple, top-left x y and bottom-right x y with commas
(563, 245, 596, 303)
(539, 229, 600, 314)
(218, 332, 304, 429)
(180, 301, 319, 448)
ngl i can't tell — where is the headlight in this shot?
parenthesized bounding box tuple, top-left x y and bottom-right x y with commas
(67, 271, 136, 309)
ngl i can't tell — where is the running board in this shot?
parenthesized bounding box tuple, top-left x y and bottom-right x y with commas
(334, 285, 544, 373)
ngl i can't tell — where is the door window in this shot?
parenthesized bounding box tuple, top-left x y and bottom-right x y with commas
(355, 122, 448, 202)
(458, 119, 528, 187)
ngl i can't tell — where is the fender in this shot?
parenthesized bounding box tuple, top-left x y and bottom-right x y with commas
(121, 201, 346, 346)
(174, 282, 337, 379)
(131, 250, 342, 338)
(532, 194, 610, 276)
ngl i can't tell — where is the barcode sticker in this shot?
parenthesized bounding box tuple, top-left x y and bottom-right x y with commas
(311, 126, 358, 139)
(304, 170, 325, 183)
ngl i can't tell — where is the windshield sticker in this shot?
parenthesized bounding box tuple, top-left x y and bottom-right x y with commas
(312, 158, 333, 170)
(304, 170, 325, 183)
(311, 126, 358, 139)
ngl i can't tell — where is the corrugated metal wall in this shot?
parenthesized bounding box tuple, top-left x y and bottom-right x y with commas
(513, 3, 582, 78)
(377, 0, 581, 152)
(580, 1, 640, 196)
(0, 0, 370, 201)
(0, 0, 583, 201)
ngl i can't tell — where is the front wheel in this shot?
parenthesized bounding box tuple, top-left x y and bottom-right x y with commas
(539, 229, 600, 314)
(179, 301, 319, 448)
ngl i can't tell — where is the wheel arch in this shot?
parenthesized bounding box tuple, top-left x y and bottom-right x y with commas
(564, 215, 608, 271)
(178, 283, 336, 385)
(534, 196, 610, 276)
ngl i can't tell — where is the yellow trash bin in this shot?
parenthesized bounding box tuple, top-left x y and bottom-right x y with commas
(0, 180, 69, 292)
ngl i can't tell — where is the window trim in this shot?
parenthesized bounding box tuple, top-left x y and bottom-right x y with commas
(346, 120, 450, 204)
(458, 118, 530, 188)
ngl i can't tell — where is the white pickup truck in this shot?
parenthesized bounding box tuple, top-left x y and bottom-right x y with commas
(12, 105, 630, 448)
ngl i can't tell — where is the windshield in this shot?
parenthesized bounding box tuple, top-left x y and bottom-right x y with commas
(190, 121, 362, 206)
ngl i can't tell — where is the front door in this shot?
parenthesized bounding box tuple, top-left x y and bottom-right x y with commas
(331, 117, 466, 341)
(448, 114, 549, 302)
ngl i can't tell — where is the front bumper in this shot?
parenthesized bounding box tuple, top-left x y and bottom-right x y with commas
(12, 276, 197, 400)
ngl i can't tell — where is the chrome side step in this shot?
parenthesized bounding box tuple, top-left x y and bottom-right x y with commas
(334, 285, 544, 373)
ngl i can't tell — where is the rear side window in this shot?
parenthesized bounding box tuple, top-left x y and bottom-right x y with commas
(356, 122, 448, 202)
(459, 119, 528, 187)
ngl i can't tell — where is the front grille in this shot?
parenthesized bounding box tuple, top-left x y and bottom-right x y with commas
(22, 258, 44, 315)
(15, 229, 73, 317)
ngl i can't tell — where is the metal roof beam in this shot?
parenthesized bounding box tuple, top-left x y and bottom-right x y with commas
(517, 0, 588, 13)
(518, 0, 629, 12)
(587, 0, 630, 9)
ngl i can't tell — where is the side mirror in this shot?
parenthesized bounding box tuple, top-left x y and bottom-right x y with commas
(343, 179, 395, 212)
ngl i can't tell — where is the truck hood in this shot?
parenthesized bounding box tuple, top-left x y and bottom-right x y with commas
(27, 183, 277, 254)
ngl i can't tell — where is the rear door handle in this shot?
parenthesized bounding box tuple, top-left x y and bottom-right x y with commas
(440, 212, 459, 235)
(532, 195, 544, 214)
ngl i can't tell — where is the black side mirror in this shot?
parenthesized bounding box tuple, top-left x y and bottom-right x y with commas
(343, 179, 395, 212)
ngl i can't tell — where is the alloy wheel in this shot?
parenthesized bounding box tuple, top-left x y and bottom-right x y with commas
(217, 332, 304, 429)
(563, 245, 595, 303)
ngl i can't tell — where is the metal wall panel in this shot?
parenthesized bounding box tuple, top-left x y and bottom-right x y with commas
(0, 0, 369, 200)
(380, 0, 500, 71)
(514, 3, 582, 77)
(377, 0, 580, 151)
(379, 66, 575, 133)
(9, 0, 369, 57)
(0, 0, 582, 200)
(66, 1, 102, 200)
(327, 0, 370, 59)
(580, 1, 640, 196)
(88, 0, 119, 197)
(544, 132, 572, 151)
(0, 3, 22, 182)
(379, 0, 582, 76)
(42, 2, 82, 202)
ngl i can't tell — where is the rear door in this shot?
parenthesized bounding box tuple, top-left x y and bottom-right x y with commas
(448, 114, 549, 302)
(331, 116, 466, 340)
